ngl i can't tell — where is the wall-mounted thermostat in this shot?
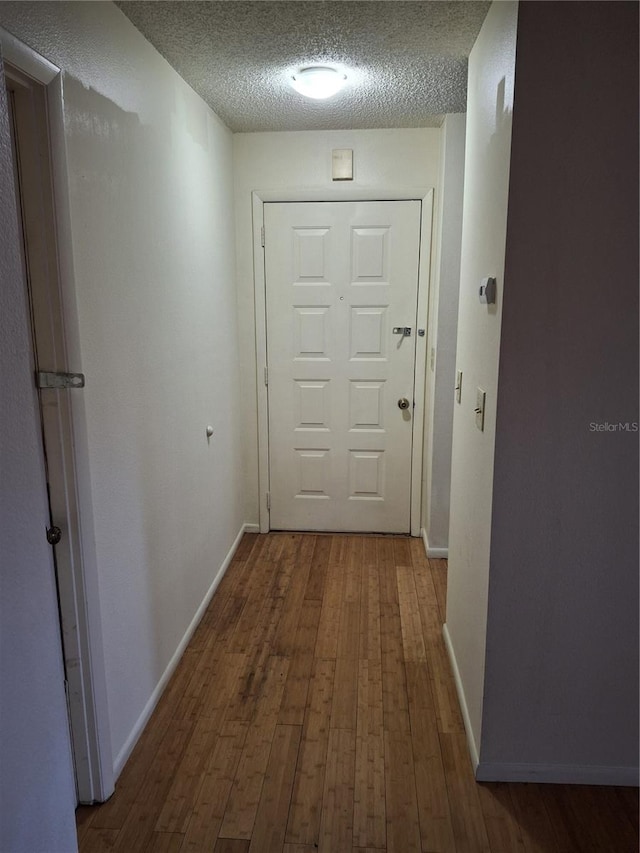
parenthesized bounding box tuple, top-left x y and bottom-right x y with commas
(479, 276, 497, 304)
(332, 148, 353, 181)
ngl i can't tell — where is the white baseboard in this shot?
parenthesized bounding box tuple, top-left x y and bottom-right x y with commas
(243, 523, 260, 533)
(421, 527, 448, 559)
(113, 522, 250, 778)
(442, 623, 480, 771)
(476, 761, 640, 787)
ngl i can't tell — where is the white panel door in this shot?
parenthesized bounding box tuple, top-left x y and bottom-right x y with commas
(265, 200, 421, 533)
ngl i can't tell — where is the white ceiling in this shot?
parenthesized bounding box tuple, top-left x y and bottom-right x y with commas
(116, 1, 490, 132)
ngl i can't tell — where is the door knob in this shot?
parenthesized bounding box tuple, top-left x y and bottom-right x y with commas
(397, 397, 410, 410)
(46, 526, 62, 545)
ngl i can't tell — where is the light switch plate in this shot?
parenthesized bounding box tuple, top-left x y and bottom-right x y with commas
(475, 388, 486, 431)
(455, 370, 462, 403)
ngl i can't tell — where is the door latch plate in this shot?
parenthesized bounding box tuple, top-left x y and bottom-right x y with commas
(37, 371, 85, 389)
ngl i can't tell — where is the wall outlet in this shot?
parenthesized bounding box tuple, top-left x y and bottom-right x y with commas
(475, 388, 486, 431)
(455, 370, 462, 403)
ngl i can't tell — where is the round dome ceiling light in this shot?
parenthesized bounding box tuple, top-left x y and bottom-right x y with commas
(291, 66, 347, 100)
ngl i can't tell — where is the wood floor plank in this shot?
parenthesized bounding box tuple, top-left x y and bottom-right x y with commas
(269, 532, 302, 600)
(379, 548, 410, 731)
(304, 534, 332, 601)
(248, 724, 302, 853)
(155, 715, 224, 833)
(214, 840, 250, 853)
(318, 727, 356, 853)
(380, 623, 410, 730)
(329, 652, 358, 730)
(113, 719, 195, 851)
(228, 535, 285, 654)
(79, 827, 119, 852)
(440, 732, 491, 853)
(359, 557, 381, 663)
(286, 658, 336, 846)
(353, 849, 387, 853)
(507, 783, 562, 853)
(143, 832, 184, 852)
(384, 727, 421, 853)
(180, 720, 248, 852)
(199, 652, 246, 721)
(564, 784, 640, 853)
(408, 685, 455, 853)
(219, 655, 289, 840)
(273, 535, 316, 656)
(314, 537, 347, 659)
(392, 537, 412, 568)
(430, 558, 449, 622)
(343, 535, 363, 601)
(615, 785, 640, 832)
(90, 647, 199, 831)
(172, 644, 225, 722)
(477, 782, 527, 853)
(412, 564, 464, 735)
(396, 565, 427, 663)
(278, 598, 322, 725)
(234, 532, 260, 563)
(353, 659, 386, 850)
(541, 784, 597, 852)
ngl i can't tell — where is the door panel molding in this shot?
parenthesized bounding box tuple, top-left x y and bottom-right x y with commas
(252, 187, 434, 536)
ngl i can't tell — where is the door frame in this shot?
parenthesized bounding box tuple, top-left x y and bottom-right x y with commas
(1, 29, 114, 803)
(252, 188, 434, 536)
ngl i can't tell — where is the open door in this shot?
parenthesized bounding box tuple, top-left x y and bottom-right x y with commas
(5, 60, 112, 804)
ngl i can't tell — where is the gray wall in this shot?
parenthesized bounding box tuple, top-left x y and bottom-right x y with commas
(0, 60, 78, 853)
(480, 0, 639, 779)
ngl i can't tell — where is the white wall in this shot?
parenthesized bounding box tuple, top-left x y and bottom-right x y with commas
(0, 0, 245, 776)
(480, 0, 639, 783)
(233, 128, 441, 524)
(0, 54, 78, 853)
(421, 114, 465, 553)
(444, 1, 518, 762)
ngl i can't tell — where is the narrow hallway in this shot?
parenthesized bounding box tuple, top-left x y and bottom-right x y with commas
(76, 534, 638, 852)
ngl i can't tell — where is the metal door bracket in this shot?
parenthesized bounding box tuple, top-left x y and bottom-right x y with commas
(37, 371, 85, 389)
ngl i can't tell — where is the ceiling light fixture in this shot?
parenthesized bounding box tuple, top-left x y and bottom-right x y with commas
(291, 66, 347, 100)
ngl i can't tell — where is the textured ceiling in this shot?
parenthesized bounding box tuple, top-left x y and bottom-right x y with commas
(116, 1, 490, 132)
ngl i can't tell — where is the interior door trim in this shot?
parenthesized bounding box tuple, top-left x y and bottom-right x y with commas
(252, 187, 434, 537)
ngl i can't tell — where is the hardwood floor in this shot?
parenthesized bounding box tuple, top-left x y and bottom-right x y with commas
(76, 533, 639, 852)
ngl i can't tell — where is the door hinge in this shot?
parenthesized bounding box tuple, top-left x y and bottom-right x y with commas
(266, 492, 271, 511)
(264, 366, 268, 386)
(260, 225, 265, 248)
(37, 371, 85, 390)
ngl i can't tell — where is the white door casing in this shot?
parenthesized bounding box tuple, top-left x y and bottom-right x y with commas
(265, 200, 422, 533)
